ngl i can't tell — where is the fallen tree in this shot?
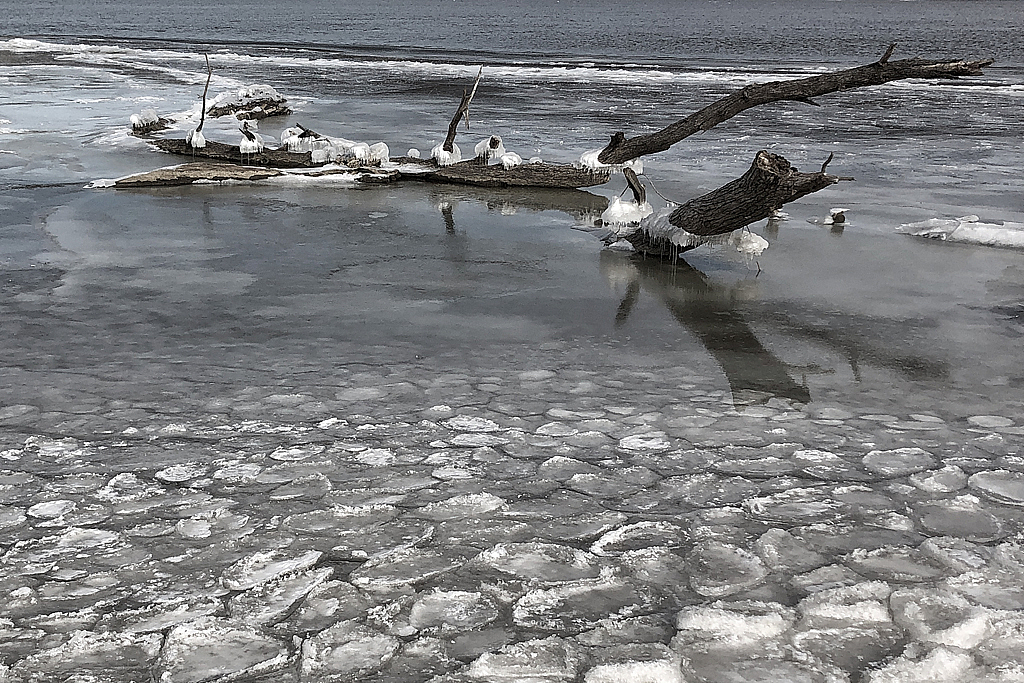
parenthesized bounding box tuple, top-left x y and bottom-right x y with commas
(132, 44, 992, 257)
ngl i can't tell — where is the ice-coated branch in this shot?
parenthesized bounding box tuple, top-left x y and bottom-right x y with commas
(597, 46, 993, 164)
(624, 151, 850, 256)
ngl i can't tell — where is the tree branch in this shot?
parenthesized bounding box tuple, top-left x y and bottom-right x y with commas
(442, 66, 483, 153)
(597, 50, 993, 164)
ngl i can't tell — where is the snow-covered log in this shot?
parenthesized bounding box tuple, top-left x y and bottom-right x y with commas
(207, 85, 291, 120)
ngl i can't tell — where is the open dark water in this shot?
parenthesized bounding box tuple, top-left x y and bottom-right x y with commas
(1, 2, 1024, 682)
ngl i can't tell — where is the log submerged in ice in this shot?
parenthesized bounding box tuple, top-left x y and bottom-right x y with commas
(395, 158, 611, 189)
(206, 85, 292, 120)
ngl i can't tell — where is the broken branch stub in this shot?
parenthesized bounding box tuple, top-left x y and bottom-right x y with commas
(442, 67, 483, 153)
(625, 151, 844, 256)
(598, 49, 993, 165)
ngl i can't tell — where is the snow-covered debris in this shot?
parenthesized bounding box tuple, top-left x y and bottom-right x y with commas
(207, 84, 291, 120)
(500, 151, 523, 169)
(577, 149, 643, 174)
(474, 135, 506, 161)
(601, 196, 653, 227)
(431, 143, 462, 166)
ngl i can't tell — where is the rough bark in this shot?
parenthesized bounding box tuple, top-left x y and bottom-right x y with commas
(114, 162, 283, 187)
(598, 48, 993, 164)
(625, 150, 843, 256)
(151, 139, 320, 168)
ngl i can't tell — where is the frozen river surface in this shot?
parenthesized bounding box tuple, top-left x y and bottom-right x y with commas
(2, 3, 1024, 680)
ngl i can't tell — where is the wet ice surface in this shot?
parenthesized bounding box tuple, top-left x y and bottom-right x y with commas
(2, 33, 1024, 683)
(1, 183, 1023, 683)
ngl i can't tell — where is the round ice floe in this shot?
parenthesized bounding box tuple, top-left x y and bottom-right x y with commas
(301, 620, 400, 677)
(675, 601, 795, 652)
(890, 587, 990, 649)
(862, 447, 937, 477)
(468, 636, 584, 680)
(348, 547, 464, 590)
(420, 492, 506, 520)
(442, 415, 500, 432)
(968, 470, 1024, 506)
(845, 546, 947, 583)
(744, 487, 846, 525)
(754, 528, 827, 574)
(269, 444, 325, 461)
(618, 432, 671, 452)
(909, 465, 968, 493)
(26, 500, 75, 519)
(687, 541, 768, 597)
(212, 462, 262, 483)
(513, 577, 651, 633)
(590, 521, 689, 556)
(228, 567, 334, 625)
(409, 590, 500, 631)
(155, 463, 208, 484)
(914, 495, 1006, 542)
(0, 505, 27, 530)
(158, 616, 289, 683)
(968, 415, 1014, 429)
(221, 550, 323, 591)
(476, 542, 603, 582)
(862, 645, 977, 683)
(176, 518, 212, 539)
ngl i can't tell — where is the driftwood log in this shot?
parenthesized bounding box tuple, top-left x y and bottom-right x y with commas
(624, 151, 847, 256)
(394, 158, 610, 189)
(597, 45, 993, 164)
(151, 139, 319, 168)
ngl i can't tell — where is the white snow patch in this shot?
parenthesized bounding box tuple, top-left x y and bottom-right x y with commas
(898, 215, 1024, 250)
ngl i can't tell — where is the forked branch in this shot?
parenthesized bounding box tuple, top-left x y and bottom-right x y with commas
(442, 66, 484, 153)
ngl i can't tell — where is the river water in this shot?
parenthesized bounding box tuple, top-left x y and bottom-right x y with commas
(1, 2, 1023, 681)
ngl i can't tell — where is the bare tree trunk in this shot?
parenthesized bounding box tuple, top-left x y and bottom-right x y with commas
(598, 46, 992, 164)
(624, 151, 846, 256)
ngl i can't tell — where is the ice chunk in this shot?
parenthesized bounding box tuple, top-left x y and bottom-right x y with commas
(368, 141, 390, 163)
(420, 492, 506, 520)
(601, 197, 654, 227)
(514, 576, 652, 633)
(913, 495, 1006, 542)
(920, 537, 993, 574)
(26, 500, 75, 519)
(909, 465, 967, 494)
(499, 152, 523, 169)
(891, 587, 990, 649)
(755, 528, 827, 574)
(407, 148, 421, 158)
(443, 415, 501, 432)
(687, 540, 768, 597)
(729, 230, 770, 258)
(618, 432, 672, 452)
(348, 547, 464, 590)
(185, 128, 205, 149)
(797, 581, 893, 629)
(674, 601, 795, 653)
(8, 631, 162, 681)
(474, 135, 506, 161)
(968, 470, 1024, 506)
(590, 521, 689, 556)
(584, 659, 686, 683)
(898, 215, 1024, 250)
(744, 487, 847, 525)
(228, 567, 333, 625)
(577, 149, 643, 174)
(409, 590, 500, 632)
(863, 645, 977, 683)
(467, 636, 584, 680)
(862, 448, 937, 477)
(300, 620, 400, 679)
(220, 549, 322, 591)
(475, 542, 604, 582)
(282, 580, 373, 634)
(157, 617, 289, 683)
(845, 546, 947, 583)
(431, 143, 462, 166)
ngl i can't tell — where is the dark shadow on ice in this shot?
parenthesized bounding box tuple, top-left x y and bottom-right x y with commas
(602, 251, 811, 406)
